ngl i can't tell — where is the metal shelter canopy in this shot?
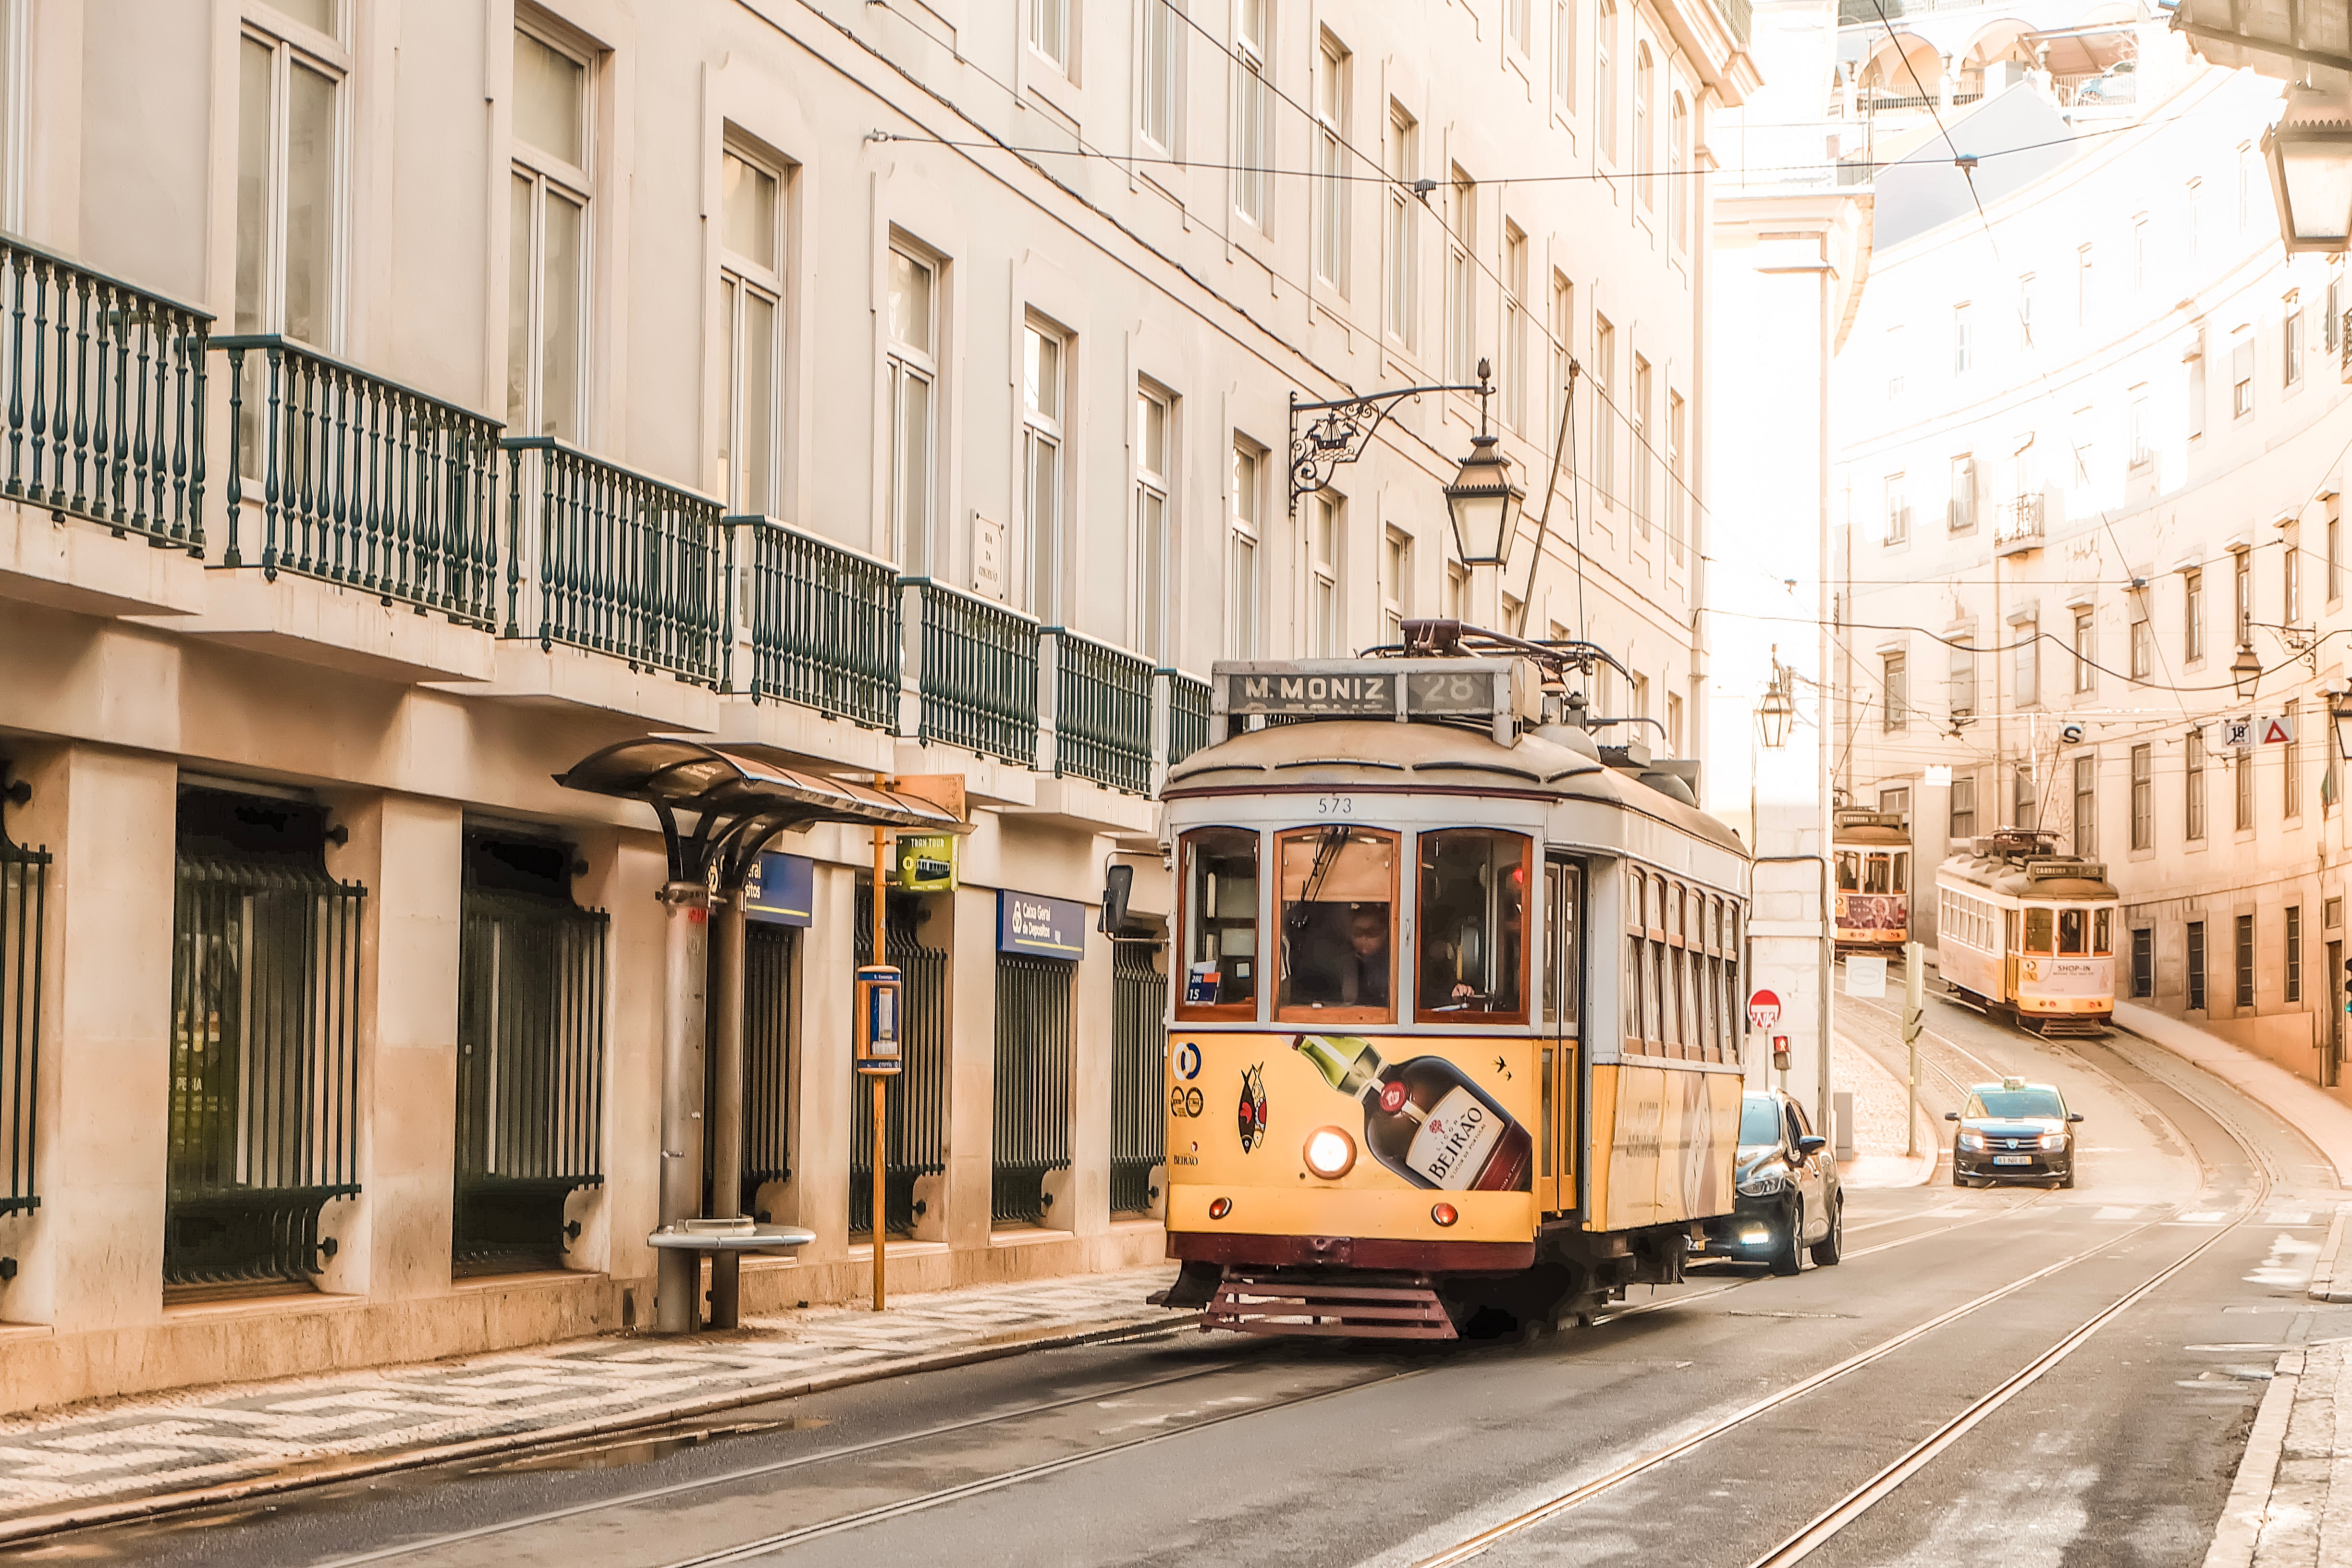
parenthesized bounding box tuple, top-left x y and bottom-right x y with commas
(555, 739, 962, 888)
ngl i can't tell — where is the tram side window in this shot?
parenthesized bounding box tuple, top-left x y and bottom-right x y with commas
(2094, 908, 2113, 955)
(1893, 853, 1909, 893)
(1625, 871, 1648, 1053)
(1543, 861, 1582, 1030)
(2023, 908, 2054, 954)
(1276, 826, 1399, 1023)
(2057, 907, 2087, 956)
(1417, 829, 1531, 1022)
(1177, 827, 1259, 1020)
(1836, 852, 1861, 891)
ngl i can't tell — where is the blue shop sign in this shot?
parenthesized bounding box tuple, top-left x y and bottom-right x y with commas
(998, 889, 1086, 959)
(745, 852, 815, 927)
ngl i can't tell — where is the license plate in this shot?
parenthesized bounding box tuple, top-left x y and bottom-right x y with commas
(1993, 1154, 2034, 1165)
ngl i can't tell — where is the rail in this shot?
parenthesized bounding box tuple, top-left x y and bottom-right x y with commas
(992, 952, 1074, 1225)
(1994, 492, 2044, 549)
(1053, 630, 1153, 795)
(0, 237, 209, 553)
(908, 577, 1040, 765)
(217, 335, 502, 626)
(723, 515, 900, 729)
(1167, 670, 1213, 768)
(503, 437, 725, 686)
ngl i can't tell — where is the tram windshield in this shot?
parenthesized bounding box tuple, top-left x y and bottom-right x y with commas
(1862, 855, 1891, 895)
(1176, 827, 1258, 1019)
(1836, 852, 1860, 891)
(1417, 829, 1531, 1022)
(2023, 908, 2054, 954)
(1276, 826, 1398, 1022)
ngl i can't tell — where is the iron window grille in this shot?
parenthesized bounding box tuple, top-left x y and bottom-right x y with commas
(734, 921, 795, 1219)
(1111, 944, 1168, 1215)
(851, 889, 949, 1237)
(0, 772, 47, 1221)
(992, 951, 1074, 1226)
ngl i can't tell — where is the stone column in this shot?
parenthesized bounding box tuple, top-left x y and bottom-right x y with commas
(1061, 918, 1115, 1237)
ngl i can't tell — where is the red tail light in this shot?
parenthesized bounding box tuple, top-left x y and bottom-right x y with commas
(1431, 1202, 1459, 1226)
(1208, 1197, 1232, 1220)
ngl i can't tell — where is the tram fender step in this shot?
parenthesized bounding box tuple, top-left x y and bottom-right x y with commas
(1204, 1272, 1456, 1340)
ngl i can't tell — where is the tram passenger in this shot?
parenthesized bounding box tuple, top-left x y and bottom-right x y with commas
(1340, 908, 1393, 1006)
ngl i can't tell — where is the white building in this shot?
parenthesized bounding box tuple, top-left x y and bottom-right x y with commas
(0, 0, 1746, 1412)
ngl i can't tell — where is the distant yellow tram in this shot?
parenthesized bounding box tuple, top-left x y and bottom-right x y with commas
(1150, 639, 1755, 1338)
(1833, 808, 1911, 954)
(1935, 829, 2119, 1036)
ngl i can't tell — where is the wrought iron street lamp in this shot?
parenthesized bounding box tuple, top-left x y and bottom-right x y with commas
(1758, 656, 1796, 750)
(2263, 92, 2352, 253)
(1288, 359, 1501, 517)
(1443, 430, 1525, 568)
(2328, 688, 2352, 763)
(2230, 643, 2264, 701)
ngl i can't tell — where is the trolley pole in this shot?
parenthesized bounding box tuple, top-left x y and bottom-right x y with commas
(1902, 939, 1924, 1159)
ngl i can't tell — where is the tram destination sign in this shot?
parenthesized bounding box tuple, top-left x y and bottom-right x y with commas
(1215, 660, 1512, 721)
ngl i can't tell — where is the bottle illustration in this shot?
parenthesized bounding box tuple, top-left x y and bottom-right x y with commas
(1292, 1034, 1532, 1193)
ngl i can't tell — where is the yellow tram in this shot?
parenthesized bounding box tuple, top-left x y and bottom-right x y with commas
(1934, 829, 2119, 1036)
(1150, 640, 1753, 1338)
(1832, 808, 1911, 953)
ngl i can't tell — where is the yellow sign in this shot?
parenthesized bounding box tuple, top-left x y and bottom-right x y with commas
(896, 833, 957, 892)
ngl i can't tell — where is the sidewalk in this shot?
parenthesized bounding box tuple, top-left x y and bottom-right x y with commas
(0, 1263, 1182, 1542)
(2115, 1002, 2352, 1189)
(1834, 1029, 1935, 1189)
(2205, 1339, 2352, 1568)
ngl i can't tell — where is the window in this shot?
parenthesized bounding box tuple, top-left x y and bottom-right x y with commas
(1949, 455, 1977, 531)
(2073, 608, 2095, 694)
(2236, 912, 2255, 1009)
(717, 145, 784, 518)
(1229, 441, 1262, 658)
(2132, 927, 2154, 998)
(1503, 224, 1529, 431)
(2331, 503, 2343, 603)
(2013, 616, 2038, 706)
(2130, 601, 2152, 680)
(1555, 0, 1577, 109)
(1880, 785, 1911, 824)
(1444, 559, 1468, 621)
(1139, 0, 1180, 151)
(237, 12, 344, 351)
(2287, 536, 2303, 625)
(2185, 567, 2205, 662)
(1593, 316, 1616, 502)
(1310, 491, 1343, 656)
(1667, 393, 1687, 561)
(2018, 274, 2035, 350)
(2187, 920, 2207, 1010)
(1029, 0, 1069, 72)
(2024, 907, 2052, 954)
(1276, 826, 1397, 1023)
(1597, 0, 1617, 163)
(885, 246, 939, 573)
(2187, 728, 2207, 840)
(2079, 755, 2102, 857)
(1382, 527, 1410, 643)
(1235, 0, 1272, 228)
(2187, 178, 2203, 263)
(1951, 773, 1977, 840)
(1508, 0, 1531, 54)
(1135, 383, 1172, 660)
(1954, 304, 1972, 373)
(0, 0, 21, 235)
(509, 27, 592, 442)
(1021, 319, 1065, 616)
(1668, 691, 1684, 754)
(1418, 830, 1531, 1022)
(1884, 473, 1908, 546)
(1882, 652, 1908, 732)
(1176, 828, 1258, 1020)
(1551, 274, 1574, 447)
(2287, 296, 2306, 388)
(1314, 37, 1349, 293)
(2234, 549, 2252, 645)
(2133, 216, 2150, 294)
(2014, 763, 2036, 830)
(2236, 747, 2254, 833)
(1634, 46, 1654, 211)
(2132, 746, 2155, 849)
(1446, 171, 1476, 382)
(2076, 246, 2093, 329)
(2233, 333, 2255, 418)
(1949, 637, 1975, 719)
(1385, 106, 1418, 349)
(1670, 95, 1690, 253)
(2288, 905, 2304, 1002)
(2129, 389, 2150, 468)
(2188, 330, 2207, 439)
(2286, 698, 2303, 819)
(1632, 356, 1653, 535)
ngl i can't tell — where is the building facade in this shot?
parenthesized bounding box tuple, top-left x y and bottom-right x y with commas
(0, 0, 1743, 1412)
(1830, 28, 2352, 1085)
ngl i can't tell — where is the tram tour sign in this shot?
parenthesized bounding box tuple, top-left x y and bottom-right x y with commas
(1213, 659, 1525, 740)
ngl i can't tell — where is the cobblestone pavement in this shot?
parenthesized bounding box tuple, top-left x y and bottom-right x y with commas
(0, 1265, 1180, 1526)
(2209, 1337, 2352, 1567)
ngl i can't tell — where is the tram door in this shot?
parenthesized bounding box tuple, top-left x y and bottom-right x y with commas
(1541, 858, 1583, 1214)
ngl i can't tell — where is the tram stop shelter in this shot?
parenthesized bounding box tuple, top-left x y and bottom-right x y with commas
(554, 738, 967, 1333)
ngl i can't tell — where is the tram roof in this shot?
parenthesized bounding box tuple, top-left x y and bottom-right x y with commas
(1164, 718, 1747, 856)
(1937, 848, 2119, 902)
(1834, 824, 1911, 848)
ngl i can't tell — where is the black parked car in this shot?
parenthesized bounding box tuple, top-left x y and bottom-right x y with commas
(1947, 1077, 2085, 1188)
(1702, 1088, 1843, 1275)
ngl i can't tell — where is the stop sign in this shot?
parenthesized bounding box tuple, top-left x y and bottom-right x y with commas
(1747, 989, 1782, 1032)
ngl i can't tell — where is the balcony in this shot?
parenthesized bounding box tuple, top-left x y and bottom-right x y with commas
(1994, 493, 2044, 553)
(1050, 631, 1152, 796)
(905, 578, 1039, 767)
(1166, 671, 1211, 766)
(722, 514, 899, 731)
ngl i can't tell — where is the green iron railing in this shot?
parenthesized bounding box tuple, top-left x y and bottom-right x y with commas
(1110, 946, 1166, 1215)
(723, 515, 900, 728)
(992, 951, 1073, 1226)
(1, 237, 209, 553)
(166, 851, 365, 1288)
(0, 771, 47, 1222)
(503, 437, 725, 685)
(1167, 671, 1212, 769)
(216, 335, 502, 626)
(910, 577, 1039, 766)
(852, 891, 949, 1237)
(1053, 631, 1152, 795)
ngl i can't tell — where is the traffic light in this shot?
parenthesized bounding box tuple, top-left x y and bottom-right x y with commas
(1902, 1004, 1924, 1044)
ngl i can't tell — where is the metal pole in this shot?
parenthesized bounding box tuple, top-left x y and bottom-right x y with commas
(872, 784, 891, 1313)
(656, 880, 711, 1335)
(708, 886, 748, 1329)
(1903, 939, 1924, 1159)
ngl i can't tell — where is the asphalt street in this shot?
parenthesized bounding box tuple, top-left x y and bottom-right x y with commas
(17, 988, 2346, 1568)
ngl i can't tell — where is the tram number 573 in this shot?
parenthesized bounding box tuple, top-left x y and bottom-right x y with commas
(1315, 795, 1356, 816)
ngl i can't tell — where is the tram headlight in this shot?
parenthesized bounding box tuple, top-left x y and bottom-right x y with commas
(1303, 1126, 1358, 1180)
(1736, 1164, 1788, 1198)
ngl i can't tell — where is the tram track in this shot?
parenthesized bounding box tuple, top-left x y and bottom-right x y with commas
(1402, 1004, 2280, 1568)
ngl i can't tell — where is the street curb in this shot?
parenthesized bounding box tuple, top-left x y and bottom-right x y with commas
(2202, 1348, 2302, 1568)
(2311, 1205, 2352, 1304)
(0, 1307, 1198, 1546)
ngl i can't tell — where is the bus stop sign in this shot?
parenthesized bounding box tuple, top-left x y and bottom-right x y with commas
(1748, 989, 1782, 1033)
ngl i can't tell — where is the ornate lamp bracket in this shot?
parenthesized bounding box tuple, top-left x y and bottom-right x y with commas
(1288, 367, 1493, 516)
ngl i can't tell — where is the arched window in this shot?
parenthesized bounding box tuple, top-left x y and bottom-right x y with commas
(1670, 93, 1689, 250)
(1597, 0, 1617, 163)
(1635, 44, 1654, 208)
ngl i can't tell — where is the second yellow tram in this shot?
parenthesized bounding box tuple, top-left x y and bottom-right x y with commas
(1935, 829, 2119, 1036)
(1832, 808, 1911, 953)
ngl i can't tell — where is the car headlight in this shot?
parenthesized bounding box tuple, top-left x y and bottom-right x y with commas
(1302, 1126, 1357, 1180)
(2039, 1132, 2069, 1151)
(1736, 1165, 1788, 1197)
(1957, 1131, 1986, 1151)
